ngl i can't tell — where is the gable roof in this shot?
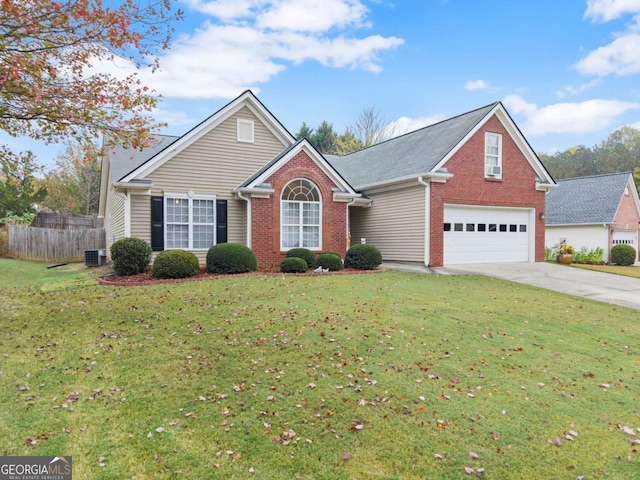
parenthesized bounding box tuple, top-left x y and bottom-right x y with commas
(109, 134, 179, 182)
(236, 138, 359, 196)
(545, 172, 636, 225)
(114, 90, 295, 183)
(326, 102, 555, 190)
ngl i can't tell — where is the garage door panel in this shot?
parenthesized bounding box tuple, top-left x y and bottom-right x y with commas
(444, 206, 531, 264)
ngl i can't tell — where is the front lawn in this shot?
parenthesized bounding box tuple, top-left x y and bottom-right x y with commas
(573, 263, 640, 279)
(1, 259, 639, 479)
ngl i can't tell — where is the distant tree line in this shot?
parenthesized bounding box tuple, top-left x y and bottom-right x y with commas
(295, 106, 396, 155)
(539, 126, 640, 190)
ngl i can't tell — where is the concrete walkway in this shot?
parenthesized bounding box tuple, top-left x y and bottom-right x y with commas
(382, 261, 640, 310)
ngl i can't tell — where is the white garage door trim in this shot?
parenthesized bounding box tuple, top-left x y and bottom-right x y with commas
(443, 204, 535, 265)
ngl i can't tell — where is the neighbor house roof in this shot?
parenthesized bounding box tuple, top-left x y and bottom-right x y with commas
(326, 103, 499, 188)
(545, 172, 633, 225)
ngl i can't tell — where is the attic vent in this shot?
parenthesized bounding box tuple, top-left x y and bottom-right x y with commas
(84, 249, 106, 267)
(237, 119, 254, 143)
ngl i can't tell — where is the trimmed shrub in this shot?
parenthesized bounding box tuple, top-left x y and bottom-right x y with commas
(285, 248, 316, 268)
(280, 257, 308, 273)
(314, 252, 344, 271)
(110, 237, 152, 276)
(611, 244, 637, 266)
(152, 249, 200, 279)
(344, 244, 382, 270)
(206, 243, 257, 274)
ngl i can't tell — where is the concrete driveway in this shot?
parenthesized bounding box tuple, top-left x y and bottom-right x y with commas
(440, 262, 640, 310)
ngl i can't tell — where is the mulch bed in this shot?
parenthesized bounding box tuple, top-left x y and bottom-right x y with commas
(97, 267, 384, 287)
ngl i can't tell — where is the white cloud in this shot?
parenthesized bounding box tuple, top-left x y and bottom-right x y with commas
(628, 120, 640, 129)
(576, 33, 640, 75)
(465, 80, 490, 91)
(136, 0, 403, 98)
(257, 0, 369, 32)
(386, 115, 445, 138)
(584, 0, 640, 22)
(503, 95, 640, 135)
(555, 79, 601, 97)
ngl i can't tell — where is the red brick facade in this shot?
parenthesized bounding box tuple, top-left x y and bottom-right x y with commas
(251, 150, 348, 270)
(610, 183, 640, 262)
(429, 116, 547, 266)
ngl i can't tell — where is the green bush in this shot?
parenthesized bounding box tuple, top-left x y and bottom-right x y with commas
(110, 237, 152, 276)
(280, 257, 308, 273)
(285, 248, 316, 268)
(572, 247, 604, 265)
(206, 243, 258, 274)
(611, 244, 637, 266)
(152, 249, 200, 279)
(314, 252, 343, 271)
(344, 244, 382, 270)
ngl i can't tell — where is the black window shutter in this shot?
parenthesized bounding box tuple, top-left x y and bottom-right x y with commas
(216, 199, 227, 244)
(151, 196, 164, 251)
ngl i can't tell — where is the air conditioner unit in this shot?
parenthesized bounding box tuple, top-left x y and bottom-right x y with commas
(84, 249, 106, 267)
(486, 165, 501, 176)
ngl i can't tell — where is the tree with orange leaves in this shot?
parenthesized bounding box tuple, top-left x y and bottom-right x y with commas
(0, 0, 182, 153)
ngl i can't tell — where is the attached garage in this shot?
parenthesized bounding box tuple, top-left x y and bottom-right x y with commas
(443, 205, 535, 264)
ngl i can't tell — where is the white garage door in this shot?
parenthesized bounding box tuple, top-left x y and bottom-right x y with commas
(444, 205, 532, 264)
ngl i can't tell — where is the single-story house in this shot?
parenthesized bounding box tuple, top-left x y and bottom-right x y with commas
(545, 172, 640, 263)
(99, 90, 556, 269)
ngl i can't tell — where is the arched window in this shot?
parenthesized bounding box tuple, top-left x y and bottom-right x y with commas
(281, 179, 321, 250)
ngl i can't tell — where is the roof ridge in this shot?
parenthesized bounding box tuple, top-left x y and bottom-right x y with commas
(556, 171, 632, 182)
(336, 101, 500, 158)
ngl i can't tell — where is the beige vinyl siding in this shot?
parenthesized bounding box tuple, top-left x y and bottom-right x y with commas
(104, 185, 125, 254)
(127, 107, 284, 261)
(130, 194, 151, 241)
(351, 184, 426, 262)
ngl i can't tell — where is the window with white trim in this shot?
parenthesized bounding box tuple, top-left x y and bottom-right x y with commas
(485, 132, 502, 178)
(165, 193, 216, 249)
(237, 119, 254, 143)
(281, 179, 321, 250)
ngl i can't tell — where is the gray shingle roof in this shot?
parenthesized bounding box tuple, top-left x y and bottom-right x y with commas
(326, 102, 498, 188)
(108, 135, 179, 182)
(545, 172, 632, 225)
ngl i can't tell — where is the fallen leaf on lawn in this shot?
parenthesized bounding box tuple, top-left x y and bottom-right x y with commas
(491, 432, 499, 441)
(434, 454, 443, 460)
(342, 453, 351, 460)
(147, 432, 153, 439)
(465, 467, 475, 474)
(156, 427, 165, 433)
(469, 452, 479, 459)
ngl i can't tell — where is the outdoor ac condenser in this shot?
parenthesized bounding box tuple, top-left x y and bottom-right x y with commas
(84, 249, 106, 267)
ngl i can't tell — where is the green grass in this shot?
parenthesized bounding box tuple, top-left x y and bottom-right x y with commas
(1, 258, 640, 479)
(573, 263, 640, 279)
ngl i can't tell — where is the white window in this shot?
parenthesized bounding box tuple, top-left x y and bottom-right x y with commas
(237, 119, 254, 143)
(485, 132, 502, 178)
(281, 179, 321, 250)
(165, 193, 216, 249)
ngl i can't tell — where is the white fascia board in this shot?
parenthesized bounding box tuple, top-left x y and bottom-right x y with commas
(356, 172, 453, 194)
(333, 192, 365, 203)
(536, 181, 557, 192)
(432, 104, 556, 186)
(546, 222, 614, 227)
(246, 141, 357, 195)
(626, 175, 640, 214)
(121, 91, 295, 182)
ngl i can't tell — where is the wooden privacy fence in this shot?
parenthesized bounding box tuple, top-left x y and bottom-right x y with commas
(7, 224, 106, 262)
(32, 213, 103, 230)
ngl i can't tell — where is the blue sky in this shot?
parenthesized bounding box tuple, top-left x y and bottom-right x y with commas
(6, 0, 640, 168)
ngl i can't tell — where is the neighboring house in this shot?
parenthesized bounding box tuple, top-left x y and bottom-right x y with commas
(545, 172, 640, 263)
(99, 90, 555, 269)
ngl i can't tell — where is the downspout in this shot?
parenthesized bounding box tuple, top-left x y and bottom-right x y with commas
(346, 198, 355, 250)
(418, 176, 431, 268)
(236, 190, 252, 248)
